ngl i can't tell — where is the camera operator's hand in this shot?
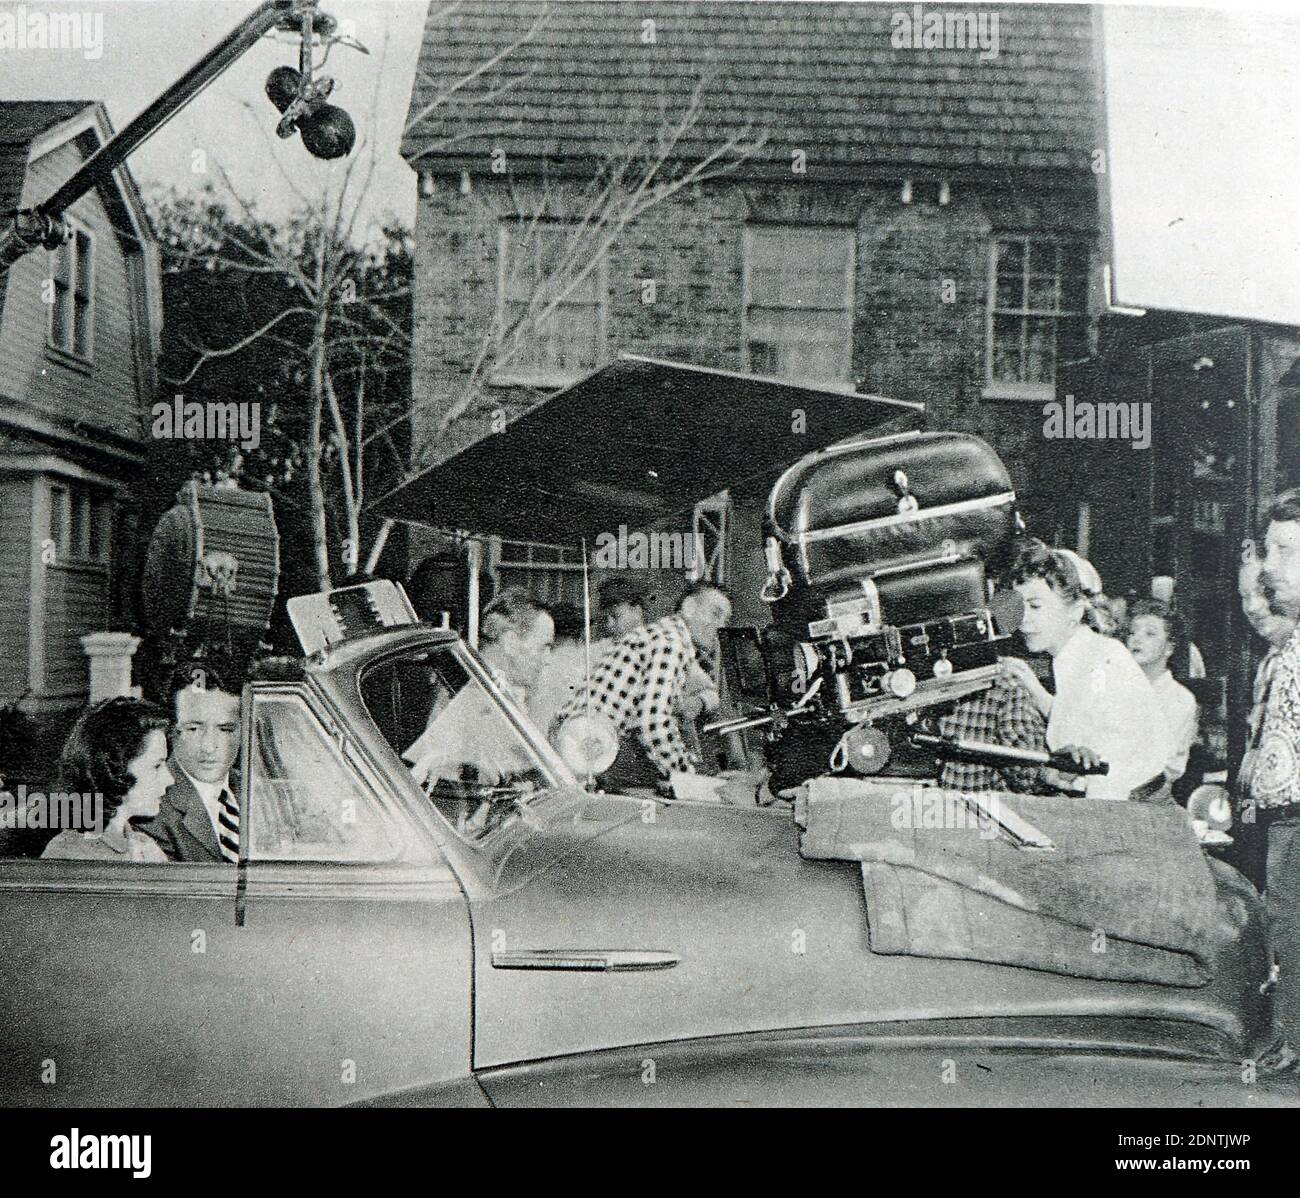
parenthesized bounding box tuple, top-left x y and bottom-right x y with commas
(1059, 744, 1103, 772)
(997, 656, 1052, 718)
(1042, 744, 1102, 795)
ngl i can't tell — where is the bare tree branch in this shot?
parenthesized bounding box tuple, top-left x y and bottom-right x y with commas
(163, 307, 316, 386)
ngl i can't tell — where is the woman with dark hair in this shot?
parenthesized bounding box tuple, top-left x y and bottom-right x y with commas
(42, 697, 174, 862)
(998, 542, 1173, 801)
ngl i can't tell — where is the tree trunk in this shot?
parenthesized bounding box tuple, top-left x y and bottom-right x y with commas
(307, 311, 332, 591)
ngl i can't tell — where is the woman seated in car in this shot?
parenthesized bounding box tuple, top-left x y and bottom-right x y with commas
(997, 543, 1173, 802)
(42, 697, 174, 862)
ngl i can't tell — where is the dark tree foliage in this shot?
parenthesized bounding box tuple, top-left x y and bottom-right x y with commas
(141, 186, 412, 652)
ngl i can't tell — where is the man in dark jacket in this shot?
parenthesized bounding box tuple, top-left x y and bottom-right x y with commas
(141, 663, 241, 864)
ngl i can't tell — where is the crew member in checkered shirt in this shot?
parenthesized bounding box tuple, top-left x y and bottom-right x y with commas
(557, 581, 733, 790)
(937, 675, 1050, 795)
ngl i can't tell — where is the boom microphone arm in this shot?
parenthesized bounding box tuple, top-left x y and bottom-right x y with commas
(0, 0, 340, 275)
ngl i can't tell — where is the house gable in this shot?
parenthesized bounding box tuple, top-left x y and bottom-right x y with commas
(0, 101, 161, 710)
(0, 102, 160, 456)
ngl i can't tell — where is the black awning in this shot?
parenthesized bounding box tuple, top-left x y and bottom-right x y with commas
(375, 355, 924, 543)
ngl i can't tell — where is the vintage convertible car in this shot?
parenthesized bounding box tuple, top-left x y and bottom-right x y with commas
(0, 583, 1295, 1108)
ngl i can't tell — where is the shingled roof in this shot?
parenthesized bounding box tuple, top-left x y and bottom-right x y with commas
(403, 1, 1098, 179)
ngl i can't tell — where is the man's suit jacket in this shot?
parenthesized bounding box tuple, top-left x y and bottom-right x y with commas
(139, 762, 228, 864)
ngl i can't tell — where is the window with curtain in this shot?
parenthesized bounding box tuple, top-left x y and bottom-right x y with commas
(744, 226, 855, 384)
(986, 236, 1090, 398)
(496, 223, 606, 385)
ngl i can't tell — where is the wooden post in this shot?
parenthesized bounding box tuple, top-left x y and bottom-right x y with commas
(466, 537, 481, 649)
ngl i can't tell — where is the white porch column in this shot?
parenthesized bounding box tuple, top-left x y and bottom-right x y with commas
(80, 633, 142, 703)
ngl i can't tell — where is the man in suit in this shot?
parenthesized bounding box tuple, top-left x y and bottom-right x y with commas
(141, 663, 242, 864)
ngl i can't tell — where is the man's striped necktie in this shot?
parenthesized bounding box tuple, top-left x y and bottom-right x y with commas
(217, 789, 240, 864)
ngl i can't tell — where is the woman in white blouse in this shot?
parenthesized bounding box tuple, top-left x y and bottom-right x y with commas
(1125, 598, 1198, 783)
(997, 544, 1173, 801)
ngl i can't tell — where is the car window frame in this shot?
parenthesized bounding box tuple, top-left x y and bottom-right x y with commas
(241, 681, 414, 867)
(352, 638, 579, 857)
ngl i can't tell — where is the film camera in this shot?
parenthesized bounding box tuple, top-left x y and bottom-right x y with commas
(714, 430, 1028, 792)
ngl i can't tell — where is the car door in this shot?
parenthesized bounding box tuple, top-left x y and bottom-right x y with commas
(0, 683, 474, 1106)
(467, 794, 881, 1080)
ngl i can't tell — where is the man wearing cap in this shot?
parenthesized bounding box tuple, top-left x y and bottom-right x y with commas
(593, 577, 649, 658)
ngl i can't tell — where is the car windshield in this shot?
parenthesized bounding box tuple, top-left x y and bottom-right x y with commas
(359, 642, 572, 842)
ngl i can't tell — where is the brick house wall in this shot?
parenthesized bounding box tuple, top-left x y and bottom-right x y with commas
(410, 172, 1096, 582)
(402, 2, 1101, 610)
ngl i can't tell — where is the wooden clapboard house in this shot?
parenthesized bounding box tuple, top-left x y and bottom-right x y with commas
(0, 101, 161, 717)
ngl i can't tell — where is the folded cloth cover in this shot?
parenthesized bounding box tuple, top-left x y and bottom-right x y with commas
(796, 777, 1252, 987)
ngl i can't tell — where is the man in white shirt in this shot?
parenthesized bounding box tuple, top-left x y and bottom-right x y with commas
(141, 665, 242, 863)
(405, 588, 553, 789)
(998, 544, 1172, 801)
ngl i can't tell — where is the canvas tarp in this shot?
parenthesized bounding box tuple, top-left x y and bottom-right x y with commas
(796, 777, 1257, 987)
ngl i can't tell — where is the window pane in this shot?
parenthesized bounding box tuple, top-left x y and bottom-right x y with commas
(749, 308, 849, 382)
(988, 239, 1092, 388)
(784, 341, 847, 383)
(501, 225, 602, 375)
(75, 232, 92, 296)
(1028, 274, 1060, 312)
(1025, 318, 1056, 383)
(745, 227, 852, 382)
(69, 491, 87, 558)
(749, 340, 779, 375)
(249, 692, 397, 862)
(53, 242, 73, 287)
(995, 239, 1024, 278)
(361, 644, 560, 844)
(89, 496, 110, 561)
(73, 295, 91, 358)
(504, 226, 596, 303)
(49, 486, 66, 551)
(995, 273, 1023, 310)
(748, 228, 851, 309)
(51, 286, 71, 350)
(992, 314, 1024, 382)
